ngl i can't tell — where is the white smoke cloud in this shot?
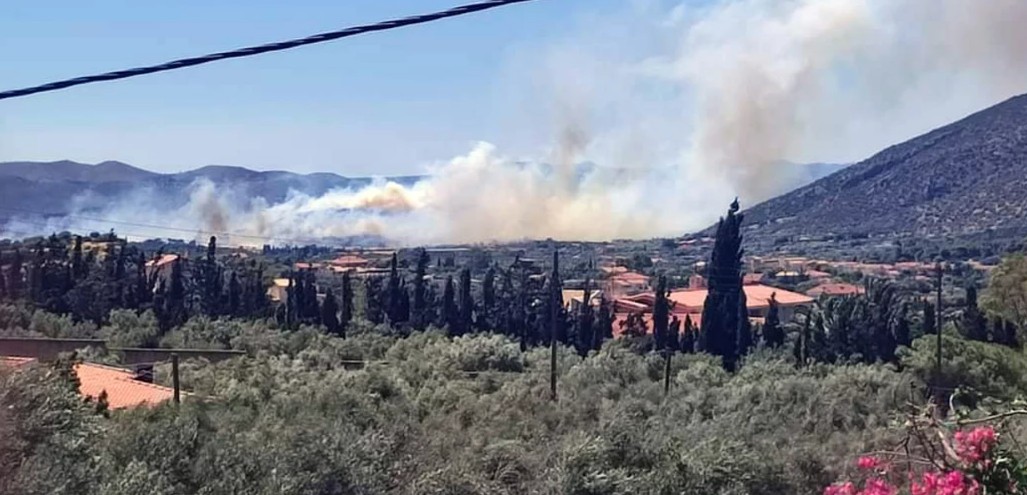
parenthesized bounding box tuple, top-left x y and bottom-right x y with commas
(5, 0, 1027, 246)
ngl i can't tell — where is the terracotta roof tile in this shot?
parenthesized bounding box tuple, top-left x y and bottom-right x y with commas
(74, 363, 177, 409)
(3, 357, 176, 409)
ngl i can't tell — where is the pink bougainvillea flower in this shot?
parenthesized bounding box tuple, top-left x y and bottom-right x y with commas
(824, 481, 857, 495)
(858, 456, 883, 471)
(860, 477, 898, 495)
(954, 426, 998, 468)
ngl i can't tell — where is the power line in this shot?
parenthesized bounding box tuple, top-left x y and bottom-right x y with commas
(0, 0, 540, 102)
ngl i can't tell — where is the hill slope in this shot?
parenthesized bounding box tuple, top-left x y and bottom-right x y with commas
(0, 161, 425, 224)
(741, 93, 1027, 241)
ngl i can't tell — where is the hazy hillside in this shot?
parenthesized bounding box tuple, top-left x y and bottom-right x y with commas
(741, 93, 1027, 241)
(0, 160, 425, 223)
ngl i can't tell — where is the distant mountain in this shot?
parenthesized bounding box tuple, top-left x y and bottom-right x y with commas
(739, 93, 1027, 242)
(0, 160, 426, 224)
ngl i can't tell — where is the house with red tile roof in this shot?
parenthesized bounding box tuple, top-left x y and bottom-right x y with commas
(2, 357, 178, 409)
(604, 271, 651, 297)
(806, 283, 865, 298)
(329, 255, 370, 269)
(609, 284, 813, 336)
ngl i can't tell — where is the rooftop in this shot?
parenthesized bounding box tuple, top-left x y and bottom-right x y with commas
(2, 357, 178, 409)
(806, 283, 866, 298)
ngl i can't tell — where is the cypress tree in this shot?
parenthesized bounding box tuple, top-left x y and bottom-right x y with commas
(960, 284, 988, 341)
(921, 298, 936, 337)
(202, 236, 222, 316)
(228, 271, 241, 316)
(737, 283, 753, 356)
(479, 265, 496, 332)
(994, 319, 1021, 349)
(322, 287, 341, 335)
(340, 271, 353, 336)
(894, 302, 912, 348)
(413, 248, 429, 331)
(793, 312, 810, 366)
(396, 284, 411, 331)
(163, 258, 186, 333)
(304, 271, 319, 322)
(681, 315, 696, 354)
(7, 249, 22, 300)
(762, 293, 784, 348)
(442, 275, 458, 334)
(385, 253, 405, 326)
(595, 295, 613, 351)
(458, 268, 474, 335)
(699, 199, 745, 371)
(362, 275, 384, 324)
(668, 315, 681, 352)
(71, 235, 86, 280)
(575, 279, 595, 355)
(653, 275, 671, 350)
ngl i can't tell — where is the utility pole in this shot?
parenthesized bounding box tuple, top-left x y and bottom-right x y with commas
(936, 262, 940, 371)
(663, 349, 672, 396)
(934, 262, 943, 403)
(171, 353, 181, 404)
(550, 249, 559, 402)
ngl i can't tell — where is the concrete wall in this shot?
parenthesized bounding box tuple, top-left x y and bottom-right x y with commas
(0, 338, 245, 364)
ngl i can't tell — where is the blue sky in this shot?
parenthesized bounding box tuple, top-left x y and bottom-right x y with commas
(0, 0, 626, 175)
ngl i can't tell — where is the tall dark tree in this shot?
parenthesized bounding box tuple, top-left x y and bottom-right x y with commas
(894, 302, 912, 348)
(303, 271, 319, 322)
(71, 235, 86, 280)
(7, 249, 23, 299)
(340, 271, 353, 336)
(993, 318, 1020, 349)
(412, 248, 430, 331)
(960, 284, 988, 342)
(574, 279, 595, 356)
(457, 268, 474, 335)
(668, 315, 681, 352)
(699, 199, 745, 371)
(680, 315, 696, 354)
(441, 275, 458, 334)
(479, 265, 496, 332)
(737, 284, 753, 355)
(653, 275, 671, 350)
(385, 253, 407, 326)
(793, 310, 811, 366)
(921, 298, 936, 338)
(201, 236, 222, 316)
(227, 271, 241, 316)
(321, 287, 341, 335)
(364, 276, 385, 325)
(161, 258, 187, 333)
(762, 293, 784, 348)
(595, 295, 614, 351)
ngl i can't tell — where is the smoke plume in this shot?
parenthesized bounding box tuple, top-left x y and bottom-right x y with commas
(6, 0, 1027, 245)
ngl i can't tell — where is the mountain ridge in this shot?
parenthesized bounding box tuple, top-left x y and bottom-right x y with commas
(737, 93, 1027, 243)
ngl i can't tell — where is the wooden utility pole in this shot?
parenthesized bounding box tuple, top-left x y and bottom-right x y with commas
(550, 249, 559, 402)
(934, 262, 944, 407)
(935, 263, 943, 376)
(663, 350, 672, 396)
(171, 353, 181, 404)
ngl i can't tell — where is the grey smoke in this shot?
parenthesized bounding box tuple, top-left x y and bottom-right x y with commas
(5, 0, 1027, 245)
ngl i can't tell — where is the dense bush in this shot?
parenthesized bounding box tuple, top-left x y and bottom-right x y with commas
(1, 325, 922, 495)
